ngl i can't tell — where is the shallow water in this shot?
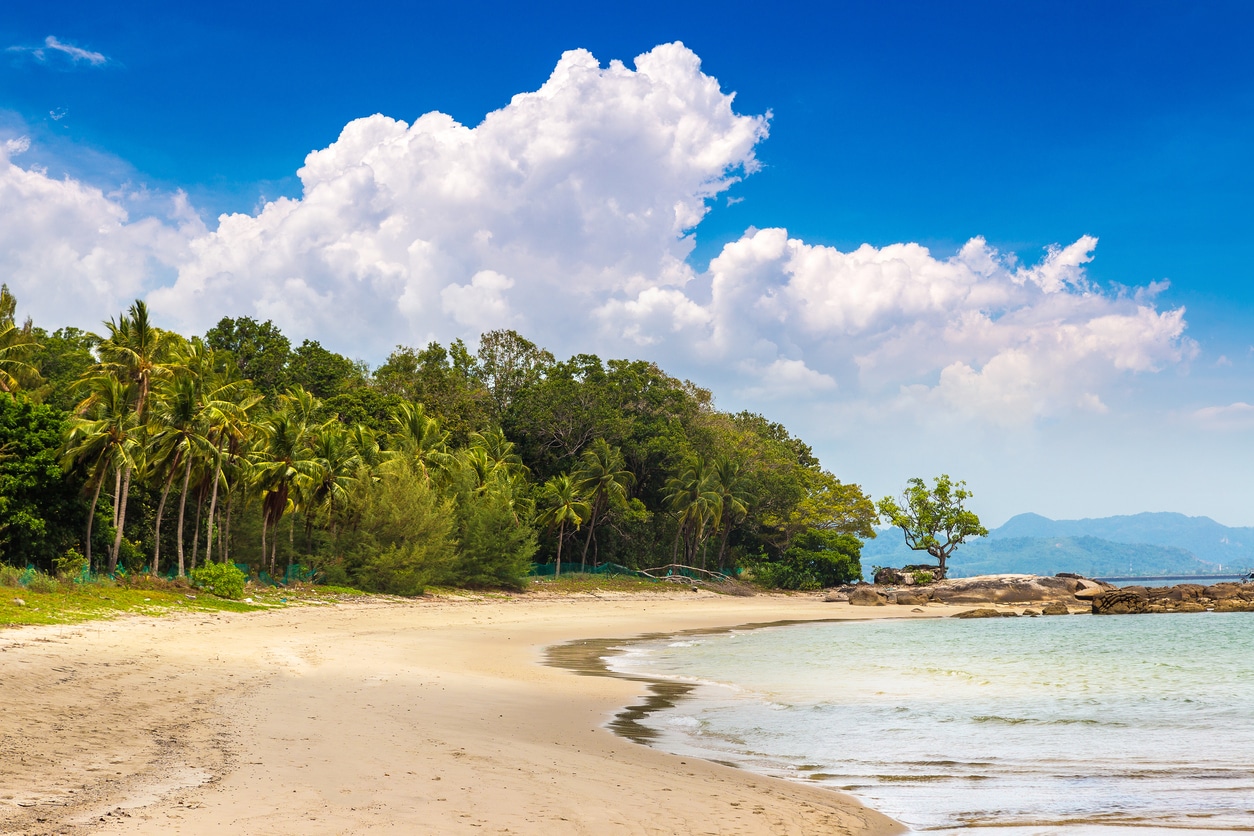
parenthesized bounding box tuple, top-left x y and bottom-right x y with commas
(607, 613, 1254, 834)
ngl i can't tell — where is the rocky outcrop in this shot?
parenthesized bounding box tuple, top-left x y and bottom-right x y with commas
(953, 608, 1019, 618)
(1092, 590, 1149, 615)
(848, 585, 888, 606)
(931, 574, 1109, 605)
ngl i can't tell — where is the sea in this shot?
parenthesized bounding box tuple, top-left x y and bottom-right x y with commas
(606, 613, 1254, 834)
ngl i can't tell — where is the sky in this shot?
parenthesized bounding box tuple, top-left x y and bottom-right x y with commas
(3, 0, 1253, 527)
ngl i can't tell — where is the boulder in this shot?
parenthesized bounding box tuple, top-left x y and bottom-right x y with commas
(848, 586, 888, 606)
(1205, 583, 1244, 600)
(1214, 599, 1254, 613)
(1175, 602, 1208, 613)
(932, 574, 1100, 605)
(1120, 586, 1150, 600)
(1074, 585, 1108, 600)
(1040, 601, 1070, 616)
(1022, 609, 1041, 617)
(1175, 584, 1206, 601)
(873, 567, 906, 585)
(953, 608, 1017, 618)
(894, 590, 933, 606)
(1092, 590, 1149, 615)
(822, 590, 849, 602)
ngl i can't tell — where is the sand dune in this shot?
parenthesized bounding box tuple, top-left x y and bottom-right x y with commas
(0, 591, 938, 835)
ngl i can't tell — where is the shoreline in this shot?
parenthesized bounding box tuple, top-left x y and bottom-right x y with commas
(0, 592, 958, 835)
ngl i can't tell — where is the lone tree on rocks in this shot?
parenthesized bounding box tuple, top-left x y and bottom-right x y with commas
(878, 475, 987, 580)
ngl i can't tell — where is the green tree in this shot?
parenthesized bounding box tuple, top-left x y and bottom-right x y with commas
(536, 474, 588, 577)
(877, 475, 988, 580)
(663, 456, 721, 568)
(0, 285, 41, 394)
(476, 329, 553, 421)
(0, 395, 89, 569)
(573, 439, 635, 570)
(286, 339, 366, 401)
(204, 316, 292, 395)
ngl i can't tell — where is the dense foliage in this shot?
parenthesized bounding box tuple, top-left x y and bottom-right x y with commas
(0, 290, 879, 592)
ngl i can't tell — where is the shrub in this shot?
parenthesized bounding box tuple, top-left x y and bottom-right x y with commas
(189, 561, 247, 600)
(0, 564, 21, 587)
(750, 531, 863, 590)
(24, 570, 59, 593)
(54, 548, 89, 580)
(912, 570, 934, 586)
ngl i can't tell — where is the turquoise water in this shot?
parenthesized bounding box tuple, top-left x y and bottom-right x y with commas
(608, 614, 1254, 834)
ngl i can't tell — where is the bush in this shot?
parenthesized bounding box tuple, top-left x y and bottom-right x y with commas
(912, 570, 934, 585)
(0, 564, 21, 587)
(750, 530, 863, 590)
(24, 570, 59, 593)
(189, 561, 247, 599)
(54, 548, 89, 580)
(447, 487, 537, 590)
(337, 466, 456, 595)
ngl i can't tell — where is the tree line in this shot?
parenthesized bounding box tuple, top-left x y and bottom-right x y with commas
(0, 286, 879, 592)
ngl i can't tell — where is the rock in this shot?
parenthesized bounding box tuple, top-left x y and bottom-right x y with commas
(1175, 602, 1207, 613)
(1040, 601, 1070, 615)
(1120, 586, 1150, 600)
(848, 586, 888, 606)
(823, 590, 849, 602)
(1055, 572, 1084, 580)
(932, 574, 1102, 605)
(911, 607, 925, 613)
(873, 567, 905, 585)
(1092, 590, 1149, 615)
(1023, 609, 1041, 617)
(1214, 599, 1254, 613)
(12, 597, 25, 607)
(1175, 584, 1206, 601)
(1074, 586, 1108, 600)
(895, 590, 932, 606)
(1204, 583, 1243, 600)
(953, 608, 1016, 618)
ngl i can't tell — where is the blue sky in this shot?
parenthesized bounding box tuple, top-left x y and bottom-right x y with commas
(3, 1, 1254, 525)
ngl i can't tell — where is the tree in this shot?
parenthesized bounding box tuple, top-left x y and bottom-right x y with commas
(536, 474, 588, 576)
(572, 439, 634, 570)
(877, 475, 988, 580)
(476, 329, 553, 421)
(0, 285, 41, 394)
(204, 316, 291, 395)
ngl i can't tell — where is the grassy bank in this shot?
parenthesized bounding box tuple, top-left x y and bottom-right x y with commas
(0, 574, 368, 627)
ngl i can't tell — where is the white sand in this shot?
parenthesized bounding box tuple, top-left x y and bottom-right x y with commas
(0, 591, 954, 834)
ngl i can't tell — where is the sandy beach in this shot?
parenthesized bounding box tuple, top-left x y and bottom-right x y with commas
(0, 591, 958, 835)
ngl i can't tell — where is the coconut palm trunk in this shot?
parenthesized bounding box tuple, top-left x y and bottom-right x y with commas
(107, 465, 132, 574)
(204, 451, 223, 563)
(151, 460, 179, 576)
(84, 469, 105, 571)
(176, 456, 192, 576)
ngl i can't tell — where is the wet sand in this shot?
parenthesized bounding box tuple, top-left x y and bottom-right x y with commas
(0, 591, 952, 834)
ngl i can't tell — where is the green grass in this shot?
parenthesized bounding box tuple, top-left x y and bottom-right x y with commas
(0, 576, 368, 628)
(528, 573, 669, 594)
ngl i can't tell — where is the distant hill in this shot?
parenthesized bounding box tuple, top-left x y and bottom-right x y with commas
(990, 511, 1254, 568)
(861, 511, 1254, 578)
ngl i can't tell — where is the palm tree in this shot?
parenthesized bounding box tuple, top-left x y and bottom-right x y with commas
(663, 456, 721, 568)
(91, 300, 175, 569)
(251, 403, 318, 572)
(61, 376, 139, 571)
(572, 439, 635, 571)
(0, 284, 40, 394)
(307, 423, 359, 543)
(387, 401, 452, 485)
(537, 474, 589, 577)
(710, 456, 750, 569)
(146, 372, 206, 576)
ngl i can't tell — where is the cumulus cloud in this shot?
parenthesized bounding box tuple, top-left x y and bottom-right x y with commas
(7, 36, 108, 67)
(149, 42, 767, 353)
(0, 137, 200, 328)
(2, 41, 1193, 427)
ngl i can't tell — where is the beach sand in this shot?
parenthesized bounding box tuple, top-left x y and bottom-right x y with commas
(0, 590, 953, 835)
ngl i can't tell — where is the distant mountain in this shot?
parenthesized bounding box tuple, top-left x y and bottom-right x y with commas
(990, 511, 1254, 568)
(860, 510, 1254, 578)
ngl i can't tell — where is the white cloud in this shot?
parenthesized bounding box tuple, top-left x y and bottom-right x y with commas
(1191, 402, 1254, 431)
(150, 42, 768, 355)
(1, 41, 1192, 428)
(0, 138, 200, 329)
(7, 36, 108, 66)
